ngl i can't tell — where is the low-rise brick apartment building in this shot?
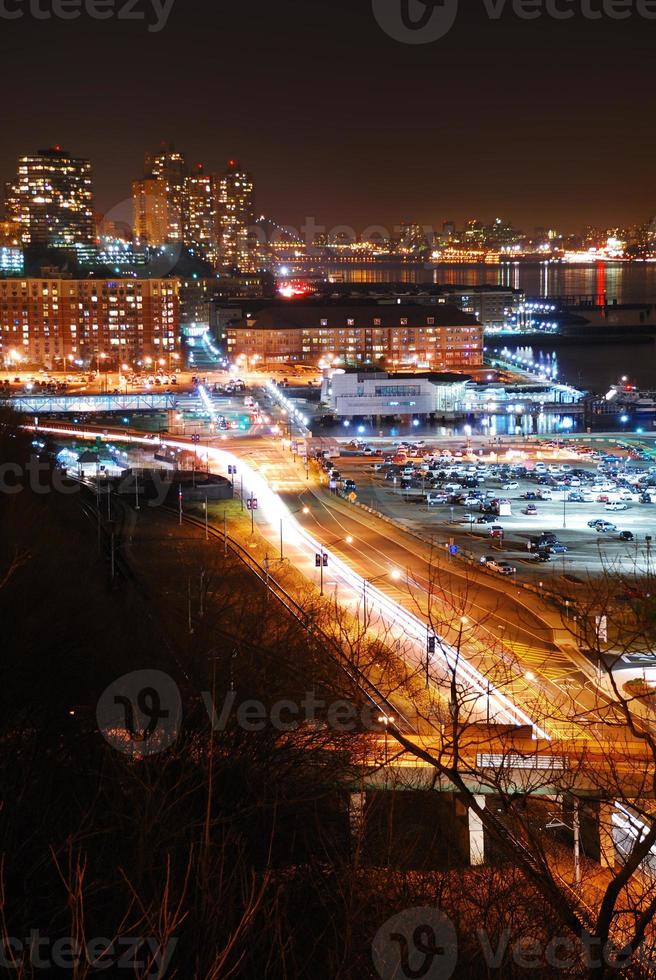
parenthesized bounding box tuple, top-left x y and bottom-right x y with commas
(223, 302, 483, 370)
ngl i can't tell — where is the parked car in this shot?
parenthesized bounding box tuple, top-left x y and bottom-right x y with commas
(489, 525, 505, 538)
(529, 550, 552, 563)
(488, 560, 516, 576)
(546, 543, 568, 555)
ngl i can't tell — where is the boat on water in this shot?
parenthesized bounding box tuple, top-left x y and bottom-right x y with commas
(606, 381, 656, 412)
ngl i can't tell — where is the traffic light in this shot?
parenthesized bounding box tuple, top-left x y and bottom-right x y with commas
(427, 636, 437, 655)
(315, 554, 321, 567)
(323, 554, 328, 567)
(191, 433, 200, 444)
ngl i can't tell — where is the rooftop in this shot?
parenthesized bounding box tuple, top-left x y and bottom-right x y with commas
(236, 303, 480, 330)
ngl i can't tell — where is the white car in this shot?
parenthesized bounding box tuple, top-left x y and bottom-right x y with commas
(606, 501, 628, 512)
(501, 482, 519, 491)
(487, 559, 516, 576)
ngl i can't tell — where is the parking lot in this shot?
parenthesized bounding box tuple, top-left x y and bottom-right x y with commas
(321, 437, 656, 583)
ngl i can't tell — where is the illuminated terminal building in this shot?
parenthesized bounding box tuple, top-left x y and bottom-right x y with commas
(224, 303, 484, 370)
(5, 147, 94, 249)
(0, 278, 179, 370)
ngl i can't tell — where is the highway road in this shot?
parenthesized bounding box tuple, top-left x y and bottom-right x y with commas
(38, 419, 629, 741)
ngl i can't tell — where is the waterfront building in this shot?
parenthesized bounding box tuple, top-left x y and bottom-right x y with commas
(441, 288, 522, 329)
(223, 302, 483, 370)
(322, 370, 470, 419)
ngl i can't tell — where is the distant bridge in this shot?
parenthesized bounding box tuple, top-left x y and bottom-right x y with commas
(1, 393, 177, 414)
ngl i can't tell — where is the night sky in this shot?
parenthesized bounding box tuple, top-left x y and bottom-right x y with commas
(1, 0, 654, 232)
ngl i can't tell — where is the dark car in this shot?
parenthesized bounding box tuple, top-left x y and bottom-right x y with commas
(619, 531, 634, 541)
(344, 479, 357, 491)
(529, 550, 552, 562)
(477, 514, 498, 524)
(640, 494, 652, 504)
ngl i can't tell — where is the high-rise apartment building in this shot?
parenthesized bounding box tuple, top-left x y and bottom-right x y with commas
(133, 177, 169, 245)
(183, 164, 218, 263)
(147, 143, 186, 243)
(0, 277, 179, 369)
(133, 143, 187, 245)
(217, 159, 254, 272)
(5, 146, 95, 248)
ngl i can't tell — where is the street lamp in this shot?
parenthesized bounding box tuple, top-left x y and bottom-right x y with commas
(278, 504, 311, 561)
(377, 714, 395, 764)
(363, 568, 402, 624)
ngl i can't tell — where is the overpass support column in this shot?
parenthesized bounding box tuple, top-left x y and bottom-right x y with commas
(599, 802, 616, 870)
(468, 795, 486, 866)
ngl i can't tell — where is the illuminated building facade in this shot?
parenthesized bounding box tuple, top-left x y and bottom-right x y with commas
(218, 160, 254, 272)
(133, 143, 187, 245)
(5, 146, 94, 248)
(183, 165, 218, 263)
(132, 177, 169, 245)
(0, 278, 179, 369)
(0, 248, 24, 274)
(225, 304, 483, 369)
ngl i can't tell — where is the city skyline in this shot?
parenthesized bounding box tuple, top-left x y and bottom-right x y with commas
(3, 140, 656, 248)
(1, 3, 655, 232)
